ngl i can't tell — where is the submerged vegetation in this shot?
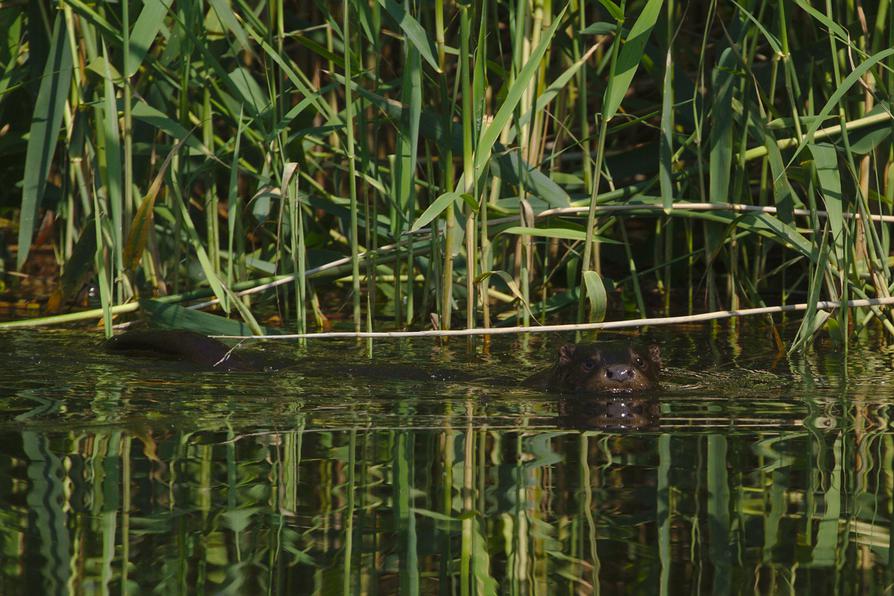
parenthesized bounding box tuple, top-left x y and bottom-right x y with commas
(2, 0, 894, 347)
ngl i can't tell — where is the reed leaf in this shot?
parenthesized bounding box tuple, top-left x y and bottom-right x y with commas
(476, 269, 535, 319)
(171, 186, 229, 311)
(792, 0, 850, 41)
(788, 47, 894, 167)
(378, 0, 440, 73)
(127, 0, 174, 77)
(208, 0, 253, 54)
(580, 22, 617, 35)
(790, 235, 831, 352)
(708, 47, 735, 206)
(131, 101, 209, 157)
(99, 40, 124, 282)
(472, 6, 567, 185)
(807, 143, 845, 261)
(602, 0, 663, 121)
(747, 111, 795, 222)
(597, 0, 624, 22)
(658, 15, 673, 212)
(124, 135, 190, 272)
(501, 226, 614, 243)
(18, 14, 71, 269)
(141, 299, 275, 336)
(582, 270, 607, 323)
(4, 0, 894, 348)
(412, 191, 461, 232)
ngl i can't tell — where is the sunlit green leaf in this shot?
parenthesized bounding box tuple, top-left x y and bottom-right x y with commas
(602, 0, 662, 121)
(580, 22, 616, 35)
(378, 0, 441, 72)
(473, 6, 567, 183)
(501, 226, 618, 243)
(128, 0, 174, 77)
(807, 143, 844, 261)
(789, 47, 894, 165)
(18, 14, 71, 269)
(597, 0, 624, 21)
(411, 192, 462, 232)
(583, 270, 607, 322)
(208, 0, 253, 54)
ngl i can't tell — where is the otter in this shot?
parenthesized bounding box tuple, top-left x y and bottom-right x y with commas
(104, 330, 661, 393)
(524, 342, 661, 394)
(104, 329, 258, 372)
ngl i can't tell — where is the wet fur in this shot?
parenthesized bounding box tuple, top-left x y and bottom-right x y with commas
(106, 331, 661, 394)
(525, 342, 661, 394)
(104, 330, 255, 372)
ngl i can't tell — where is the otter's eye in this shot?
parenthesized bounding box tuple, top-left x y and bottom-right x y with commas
(634, 356, 644, 367)
(581, 358, 596, 372)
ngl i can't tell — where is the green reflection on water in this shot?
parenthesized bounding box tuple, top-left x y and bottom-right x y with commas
(1, 326, 893, 593)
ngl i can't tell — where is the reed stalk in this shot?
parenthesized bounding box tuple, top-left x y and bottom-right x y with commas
(343, 0, 361, 333)
(2, 1, 893, 348)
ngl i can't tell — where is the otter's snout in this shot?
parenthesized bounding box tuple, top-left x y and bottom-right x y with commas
(605, 364, 634, 382)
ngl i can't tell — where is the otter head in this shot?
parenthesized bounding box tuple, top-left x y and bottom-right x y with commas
(555, 342, 661, 393)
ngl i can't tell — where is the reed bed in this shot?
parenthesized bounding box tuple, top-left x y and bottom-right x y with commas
(2, 0, 894, 349)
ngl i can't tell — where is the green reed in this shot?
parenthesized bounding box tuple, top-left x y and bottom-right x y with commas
(2, 0, 894, 345)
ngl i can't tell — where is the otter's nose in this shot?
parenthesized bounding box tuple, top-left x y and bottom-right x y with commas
(605, 365, 633, 382)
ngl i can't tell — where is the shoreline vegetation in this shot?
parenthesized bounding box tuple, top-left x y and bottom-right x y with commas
(2, 1, 894, 350)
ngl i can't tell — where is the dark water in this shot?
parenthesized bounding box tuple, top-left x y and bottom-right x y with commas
(1, 323, 893, 594)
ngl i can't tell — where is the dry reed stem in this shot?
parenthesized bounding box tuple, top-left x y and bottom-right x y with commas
(216, 296, 894, 340)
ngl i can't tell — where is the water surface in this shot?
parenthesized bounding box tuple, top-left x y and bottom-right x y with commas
(0, 324, 891, 594)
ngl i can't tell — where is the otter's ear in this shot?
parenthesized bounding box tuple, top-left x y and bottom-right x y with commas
(648, 344, 661, 368)
(558, 343, 577, 365)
